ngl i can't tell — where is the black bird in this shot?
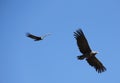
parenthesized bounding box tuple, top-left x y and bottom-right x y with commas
(74, 29, 106, 73)
(26, 33, 51, 41)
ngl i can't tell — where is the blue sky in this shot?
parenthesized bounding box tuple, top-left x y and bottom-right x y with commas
(1, 0, 120, 83)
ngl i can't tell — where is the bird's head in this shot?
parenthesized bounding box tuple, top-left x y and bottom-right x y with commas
(92, 51, 99, 55)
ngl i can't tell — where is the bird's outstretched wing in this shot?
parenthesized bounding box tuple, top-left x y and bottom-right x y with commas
(26, 33, 41, 41)
(86, 56, 106, 73)
(74, 29, 92, 54)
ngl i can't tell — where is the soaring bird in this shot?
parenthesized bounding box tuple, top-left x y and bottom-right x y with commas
(26, 33, 51, 41)
(74, 29, 106, 73)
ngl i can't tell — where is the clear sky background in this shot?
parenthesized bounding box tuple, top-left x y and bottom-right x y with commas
(1, 0, 120, 83)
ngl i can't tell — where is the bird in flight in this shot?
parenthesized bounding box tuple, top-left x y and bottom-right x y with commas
(26, 33, 51, 41)
(74, 29, 106, 73)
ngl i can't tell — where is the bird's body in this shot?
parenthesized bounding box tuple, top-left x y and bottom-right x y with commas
(26, 33, 51, 41)
(74, 29, 106, 73)
(77, 51, 97, 60)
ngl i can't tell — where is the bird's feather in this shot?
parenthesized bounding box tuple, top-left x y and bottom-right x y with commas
(74, 29, 92, 54)
(86, 56, 106, 73)
(26, 33, 42, 41)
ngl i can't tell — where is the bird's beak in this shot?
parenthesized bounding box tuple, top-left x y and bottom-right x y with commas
(96, 51, 99, 54)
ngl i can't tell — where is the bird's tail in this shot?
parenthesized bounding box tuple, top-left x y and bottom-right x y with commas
(77, 55, 85, 60)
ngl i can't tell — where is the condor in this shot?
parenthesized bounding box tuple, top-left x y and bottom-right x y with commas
(74, 29, 106, 73)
